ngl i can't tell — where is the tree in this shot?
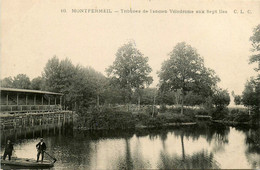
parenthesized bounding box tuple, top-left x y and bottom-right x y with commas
(12, 74, 31, 89)
(31, 76, 44, 90)
(158, 42, 220, 114)
(248, 24, 260, 114)
(249, 24, 260, 73)
(184, 92, 206, 106)
(106, 41, 153, 110)
(139, 88, 157, 105)
(212, 88, 230, 110)
(43, 56, 109, 111)
(42, 56, 61, 92)
(103, 80, 125, 105)
(43, 56, 81, 109)
(242, 79, 258, 110)
(231, 91, 242, 105)
(81, 66, 107, 107)
(234, 95, 242, 105)
(0, 77, 14, 88)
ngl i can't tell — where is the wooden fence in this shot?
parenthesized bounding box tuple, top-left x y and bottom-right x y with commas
(0, 111, 74, 130)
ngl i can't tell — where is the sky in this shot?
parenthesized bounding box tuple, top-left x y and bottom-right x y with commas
(1, 0, 260, 96)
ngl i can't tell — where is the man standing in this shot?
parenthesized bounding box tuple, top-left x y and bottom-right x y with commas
(3, 140, 14, 160)
(36, 138, 46, 162)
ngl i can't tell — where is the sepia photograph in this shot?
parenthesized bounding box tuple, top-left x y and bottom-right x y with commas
(0, 0, 260, 169)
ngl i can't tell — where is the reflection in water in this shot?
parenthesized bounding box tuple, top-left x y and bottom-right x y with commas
(1, 123, 260, 169)
(236, 126, 260, 169)
(115, 138, 133, 170)
(158, 150, 219, 169)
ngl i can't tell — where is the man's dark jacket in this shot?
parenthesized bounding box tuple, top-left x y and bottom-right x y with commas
(5, 143, 13, 154)
(36, 142, 46, 151)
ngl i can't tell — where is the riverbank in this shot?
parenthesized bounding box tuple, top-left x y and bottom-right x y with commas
(212, 119, 260, 126)
(75, 122, 197, 130)
(74, 106, 260, 131)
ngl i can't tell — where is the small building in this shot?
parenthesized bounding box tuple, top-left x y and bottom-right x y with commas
(0, 87, 63, 114)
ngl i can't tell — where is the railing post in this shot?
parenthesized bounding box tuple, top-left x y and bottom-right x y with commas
(58, 114, 61, 124)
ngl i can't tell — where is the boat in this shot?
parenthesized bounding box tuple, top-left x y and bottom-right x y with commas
(1, 157, 55, 168)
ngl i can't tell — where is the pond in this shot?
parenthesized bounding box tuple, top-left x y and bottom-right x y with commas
(1, 123, 260, 169)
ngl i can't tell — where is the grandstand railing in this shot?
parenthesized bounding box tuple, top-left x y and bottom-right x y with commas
(0, 105, 62, 113)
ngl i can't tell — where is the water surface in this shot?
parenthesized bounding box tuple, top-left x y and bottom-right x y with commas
(1, 123, 260, 169)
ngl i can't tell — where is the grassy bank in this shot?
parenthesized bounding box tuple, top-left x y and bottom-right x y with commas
(75, 106, 198, 130)
(74, 105, 259, 130)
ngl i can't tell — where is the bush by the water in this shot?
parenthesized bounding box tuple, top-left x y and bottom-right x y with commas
(145, 115, 167, 128)
(77, 107, 135, 130)
(224, 109, 251, 122)
(165, 114, 194, 123)
(212, 108, 229, 120)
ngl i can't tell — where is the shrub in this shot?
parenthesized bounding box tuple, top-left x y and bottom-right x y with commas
(145, 115, 167, 127)
(233, 112, 251, 122)
(195, 109, 209, 116)
(230, 109, 240, 115)
(168, 107, 182, 114)
(135, 112, 150, 124)
(212, 107, 229, 120)
(159, 104, 167, 112)
(76, 107, 136, 130)
(165, 114, 194, 123)
(145, 105, 158, 116)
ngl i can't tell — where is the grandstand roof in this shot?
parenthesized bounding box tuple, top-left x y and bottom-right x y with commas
(0, 87, 63, 95)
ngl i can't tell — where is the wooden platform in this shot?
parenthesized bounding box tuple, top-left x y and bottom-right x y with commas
(1, 157, 54, 168)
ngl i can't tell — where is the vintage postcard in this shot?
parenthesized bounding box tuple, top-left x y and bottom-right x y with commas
(1, 0, 260, 169)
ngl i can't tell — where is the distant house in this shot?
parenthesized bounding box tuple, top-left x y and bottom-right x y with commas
(0, 87, 63, 114)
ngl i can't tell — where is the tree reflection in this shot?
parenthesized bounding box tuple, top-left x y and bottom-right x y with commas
(125, 138, 133, 170)
(242, 127, 260, 169)
(171, 124, 230, 155)
(114, 138, 133, 170)
(158, 149, 220, 169)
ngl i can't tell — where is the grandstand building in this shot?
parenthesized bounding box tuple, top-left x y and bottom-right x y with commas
(0, 87, 63, 113)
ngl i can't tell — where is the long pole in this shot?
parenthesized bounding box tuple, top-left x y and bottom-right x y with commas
(44, 151, 57, 163)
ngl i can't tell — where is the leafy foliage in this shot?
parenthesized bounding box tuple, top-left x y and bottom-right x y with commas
(132, 88, 157, 105)
(106, 41, 153, 103)
(212, 88, 230, 110)
(158, 42, 220, 113)
(249, 24, 260, 72)
(234, 95, 242, 105)
(12, 74, 31, 89)
(78, 107, 135, 130)
(242, 79, 259, 108)
(0, 77, 14, 88)
(42, 56, 107, 110)
(246, 24, 260, 116)
(31, 76, 44, 90)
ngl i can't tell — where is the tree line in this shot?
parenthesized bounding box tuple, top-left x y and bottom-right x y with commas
(1, 24, 259, 117)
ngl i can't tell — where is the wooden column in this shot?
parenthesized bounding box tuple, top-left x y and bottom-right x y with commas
(55, 97, 56, 105)
(34, 94, 36, 105)
(48, 97, 50, 105)
(42, 96, 44, 105)
(17, 94, 19, 105)
(60, 96, 62, 110)
(6, 93, 9, 105)
(26, 95, 28, 105)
